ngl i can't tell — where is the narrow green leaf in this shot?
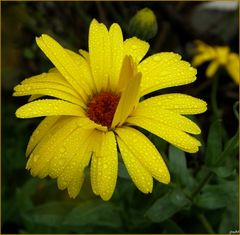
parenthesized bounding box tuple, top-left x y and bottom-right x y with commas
(219, 131, 239, 165)
(145, 188, 191, 222)
(205, 119, 223, 167)
(168, 145, 195, 189)
(195, 185, 228, 209)
(63, 200, 122, 228)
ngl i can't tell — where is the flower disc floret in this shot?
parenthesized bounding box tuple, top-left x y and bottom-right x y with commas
(87, 92, 120, 128)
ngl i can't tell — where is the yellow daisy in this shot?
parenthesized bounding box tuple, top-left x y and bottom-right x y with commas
(192, 40, 239, 84)
(14, 19, 207, 201)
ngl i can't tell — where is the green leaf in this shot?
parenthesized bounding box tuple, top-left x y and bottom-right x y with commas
(195, 177, 238, 212)
(195, 185, 228, 209)
(218, 178, 238, 233)
(219, 131, 239, 165)
(22, 201, 76, 227)
(168, 145, 195, 189)
(205, 119, 223, 167)
(207, 131, 238, 178)
(63, 200, 122, 228)
(162, 219, 185, 233)
(22, 199, 122, 230)
(145, 188, 191, 222)
(210, 166, 236, 178)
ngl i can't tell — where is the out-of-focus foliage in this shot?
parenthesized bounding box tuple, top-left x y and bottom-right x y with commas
(1, 1, 239, 234)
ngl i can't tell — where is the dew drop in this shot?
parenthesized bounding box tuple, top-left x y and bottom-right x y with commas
(131, 45, 137, 50)
(33, 154, 40, 162)
(59, 147, 66, 153)
(153, 56, 161, 62)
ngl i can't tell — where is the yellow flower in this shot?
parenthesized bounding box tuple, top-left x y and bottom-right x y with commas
(192, 40, 239, 84)
(14, 19, 207, 201)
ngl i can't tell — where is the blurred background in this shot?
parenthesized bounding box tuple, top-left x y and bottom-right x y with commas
(1, 1, 239, 234)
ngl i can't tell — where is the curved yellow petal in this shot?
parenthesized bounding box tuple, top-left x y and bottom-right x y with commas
(48, 128, 93, 180)
(192, 53, 216, 67)
(116, 127, 170, 184)
(56, 130, 93, 198)
(26, 117, 79, 176)
(36, 34, 90, 100)
(131, 105, 201, 134)
(112, 56, 141, 127)
(89, 130, 105, 195)
(137, 93, 207, 115)
(226, 53, 239, 84)
(117, 137, 153, 193)
(126, 116, 201, 153)
(26, 116, 60, 156)
(206, 61, 220, 78)
(79, 49, 89, 61)
(16, 99, 84, 118)
(138, 52, 197, 96)
(98, 131, 118, 201)
(109, 23, 124, 91)
(123, 37, 149, 64)
(66, 49, 96, 92)
(21, 68, 71, 87)
(13, 82, 84, 106)
(89, 19, 111, 92)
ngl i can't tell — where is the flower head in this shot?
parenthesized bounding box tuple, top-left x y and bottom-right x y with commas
(14, 19, 207, 200)
(192, 40, 239, 84)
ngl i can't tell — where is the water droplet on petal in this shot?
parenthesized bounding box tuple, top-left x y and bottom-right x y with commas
(131, 45, 137, 50)
(60, 147, 66, 153)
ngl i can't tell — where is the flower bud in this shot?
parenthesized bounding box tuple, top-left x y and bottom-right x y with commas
(128, 8, 158, 41)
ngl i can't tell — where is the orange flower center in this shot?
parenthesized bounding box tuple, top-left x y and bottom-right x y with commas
(87, 92, 120, 128)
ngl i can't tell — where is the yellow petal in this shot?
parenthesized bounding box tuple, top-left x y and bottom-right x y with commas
(137, 93, 207, 114)
(131, 105, 201, 134)
(13, 82, 84, 106)
(138, 52, 197, 96)
(36, 34, 90, 100)
(123, 37, 149, 64)
(20, 68, 71, 87)
(109, 23, 124, 91)
(117, 136, 153, 193)
(90, 153, 100, 195)
(116, 127, 170, 184)
(116, 55, 135, 92)
(112, 56, 141, 127)
(26, 116, 60, 156)
(79, 49, 89, 61)
(98, 131, 118, 201)
(66, 49, 96, 92)
(226, 53, 239, 84)
(49, 128, 93, 179)
(126, 116, 201, 153)
(206, 61, 220, 78)
(56, 130, 93, 198)
(16, 99, 84, 118)
(27, 117, 79, 176)
(89, 130, 105, 195)
(89, 19, 111, 92)
(192, 53, 216, 67)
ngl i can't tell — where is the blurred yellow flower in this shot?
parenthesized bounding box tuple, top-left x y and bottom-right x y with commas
(192, 40, 239, 84)
(14, 19, 207, 200)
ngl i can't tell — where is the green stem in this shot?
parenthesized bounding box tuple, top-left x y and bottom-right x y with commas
(197, 213, 215, 234)
(190, 170, 212, 199)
